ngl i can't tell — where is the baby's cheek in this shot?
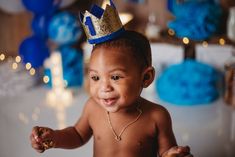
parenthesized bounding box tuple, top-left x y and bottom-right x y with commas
(120, 87, 139, 101)
(128, 83, 141, 95)
(89, 87, 97, 98)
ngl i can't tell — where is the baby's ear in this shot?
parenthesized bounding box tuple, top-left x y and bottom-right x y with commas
(142, 66, 155, 88)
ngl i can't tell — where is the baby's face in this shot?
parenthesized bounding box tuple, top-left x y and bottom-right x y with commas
(89, 46, 144, 112)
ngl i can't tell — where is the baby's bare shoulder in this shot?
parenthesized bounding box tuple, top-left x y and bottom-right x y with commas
(81, 98, 100, 114)
(141, 98, 171, 122)
(142, 98, 167, 113)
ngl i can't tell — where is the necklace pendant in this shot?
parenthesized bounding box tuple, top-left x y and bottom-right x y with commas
(115, 136, 121, 141)
(106, 106, 142, 142)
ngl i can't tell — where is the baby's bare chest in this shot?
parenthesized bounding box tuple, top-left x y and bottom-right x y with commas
(90, 113, 157, 157)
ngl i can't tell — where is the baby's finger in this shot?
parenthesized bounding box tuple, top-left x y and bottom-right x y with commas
(38, 128, 56, 149)
(32, 126, 41, 142)
(162, 146, 178, 157)
(32, 126, 40, 135)
(31, 142, 42, 149)
(31, 140, 45, 153)
(30, 133, 43, 147)
(34, 145, 45, 153)
(184, 153, 193, 157)
(169, 146, 180, 153)
(183, 154, 193, 157)
(181, 146, 190, 152)
(30, 134, 37, 144)
(39, 128, 53, 141)
(36, 149, 45, 153)
(177, 146, 190, 154)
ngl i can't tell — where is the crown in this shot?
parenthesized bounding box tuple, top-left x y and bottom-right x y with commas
(80, 0, 125, 44)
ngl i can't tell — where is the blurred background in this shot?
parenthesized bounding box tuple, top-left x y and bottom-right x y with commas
(1, 0, 235, 157)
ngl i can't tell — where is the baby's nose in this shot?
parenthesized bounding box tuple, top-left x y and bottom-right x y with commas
(100, 80, 113, 92)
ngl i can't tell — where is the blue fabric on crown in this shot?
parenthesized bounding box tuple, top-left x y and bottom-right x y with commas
(110, 0, 116, 8)
(90, 4, 104, 19)
(88, 27, 125, 44)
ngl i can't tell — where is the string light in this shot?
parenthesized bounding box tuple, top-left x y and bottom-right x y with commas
(15, 56, 21, 63)
(219, 38, 225, 45)
(29, 68, 36, 76)
(25, 63, 32, 70)
(43, 75, 50, 83)
(12, 62, 18, 70)
(168, 29, 175, 36)
(18, 112, 29, 125)
(32, 113, 39, 121)
(183, 37, 190, 44)
(0, 54, 5, 61)
(0, 53, 39, 77)
(202, 41, 208, 47)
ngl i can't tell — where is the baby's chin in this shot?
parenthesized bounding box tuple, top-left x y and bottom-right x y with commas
(103, 105, 120, 113)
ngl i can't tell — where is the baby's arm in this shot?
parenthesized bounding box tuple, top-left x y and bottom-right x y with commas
(155, 106, 192, 157)
(155, 106, 177, 156)
(30, 99, 93, 153)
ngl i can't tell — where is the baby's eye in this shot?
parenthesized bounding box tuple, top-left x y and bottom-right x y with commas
(111, 75, 121, 81)
(91, 76, 99, 81)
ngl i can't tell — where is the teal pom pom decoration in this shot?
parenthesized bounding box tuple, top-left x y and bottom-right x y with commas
(167, 1, 222, 40)
(156, 60, 222, 105)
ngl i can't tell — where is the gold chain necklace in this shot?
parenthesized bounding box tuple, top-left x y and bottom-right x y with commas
(106, 106, 142, 141)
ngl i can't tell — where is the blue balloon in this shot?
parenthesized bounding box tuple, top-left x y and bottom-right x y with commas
(31, 14, 51, 39)
(45, 46, 83, 88)
(19, 35, 50, 68)
(48, 12, 82, 45)
(21, 0, 54, 14)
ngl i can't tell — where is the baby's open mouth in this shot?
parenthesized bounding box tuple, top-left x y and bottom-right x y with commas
(102, 98, 117, 106)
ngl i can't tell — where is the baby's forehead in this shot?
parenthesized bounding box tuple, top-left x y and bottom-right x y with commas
(92, 47, 140, 67)
(91, 41, 149, 69)
(92, 45, 136, 56)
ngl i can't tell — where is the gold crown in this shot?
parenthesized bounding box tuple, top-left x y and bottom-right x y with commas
(80, 0, 124, 44)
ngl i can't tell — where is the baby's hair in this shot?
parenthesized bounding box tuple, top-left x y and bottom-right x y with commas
(92, 30, 152, 70)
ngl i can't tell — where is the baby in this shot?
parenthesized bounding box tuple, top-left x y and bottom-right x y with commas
(30, 1, 192, 156)
(30, 30, 192, 157)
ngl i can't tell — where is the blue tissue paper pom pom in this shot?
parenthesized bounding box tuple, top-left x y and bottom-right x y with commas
(45, 46, 83, 88)
(156, 60, 222, 105)
(48, 12, 82, 45)
(19, 35, 50, 68)
(167, 1, 222, 40)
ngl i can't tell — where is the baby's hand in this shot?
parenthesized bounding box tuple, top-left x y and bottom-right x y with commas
(30, 126, 55, 153)
(162, 146, 193, 157)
